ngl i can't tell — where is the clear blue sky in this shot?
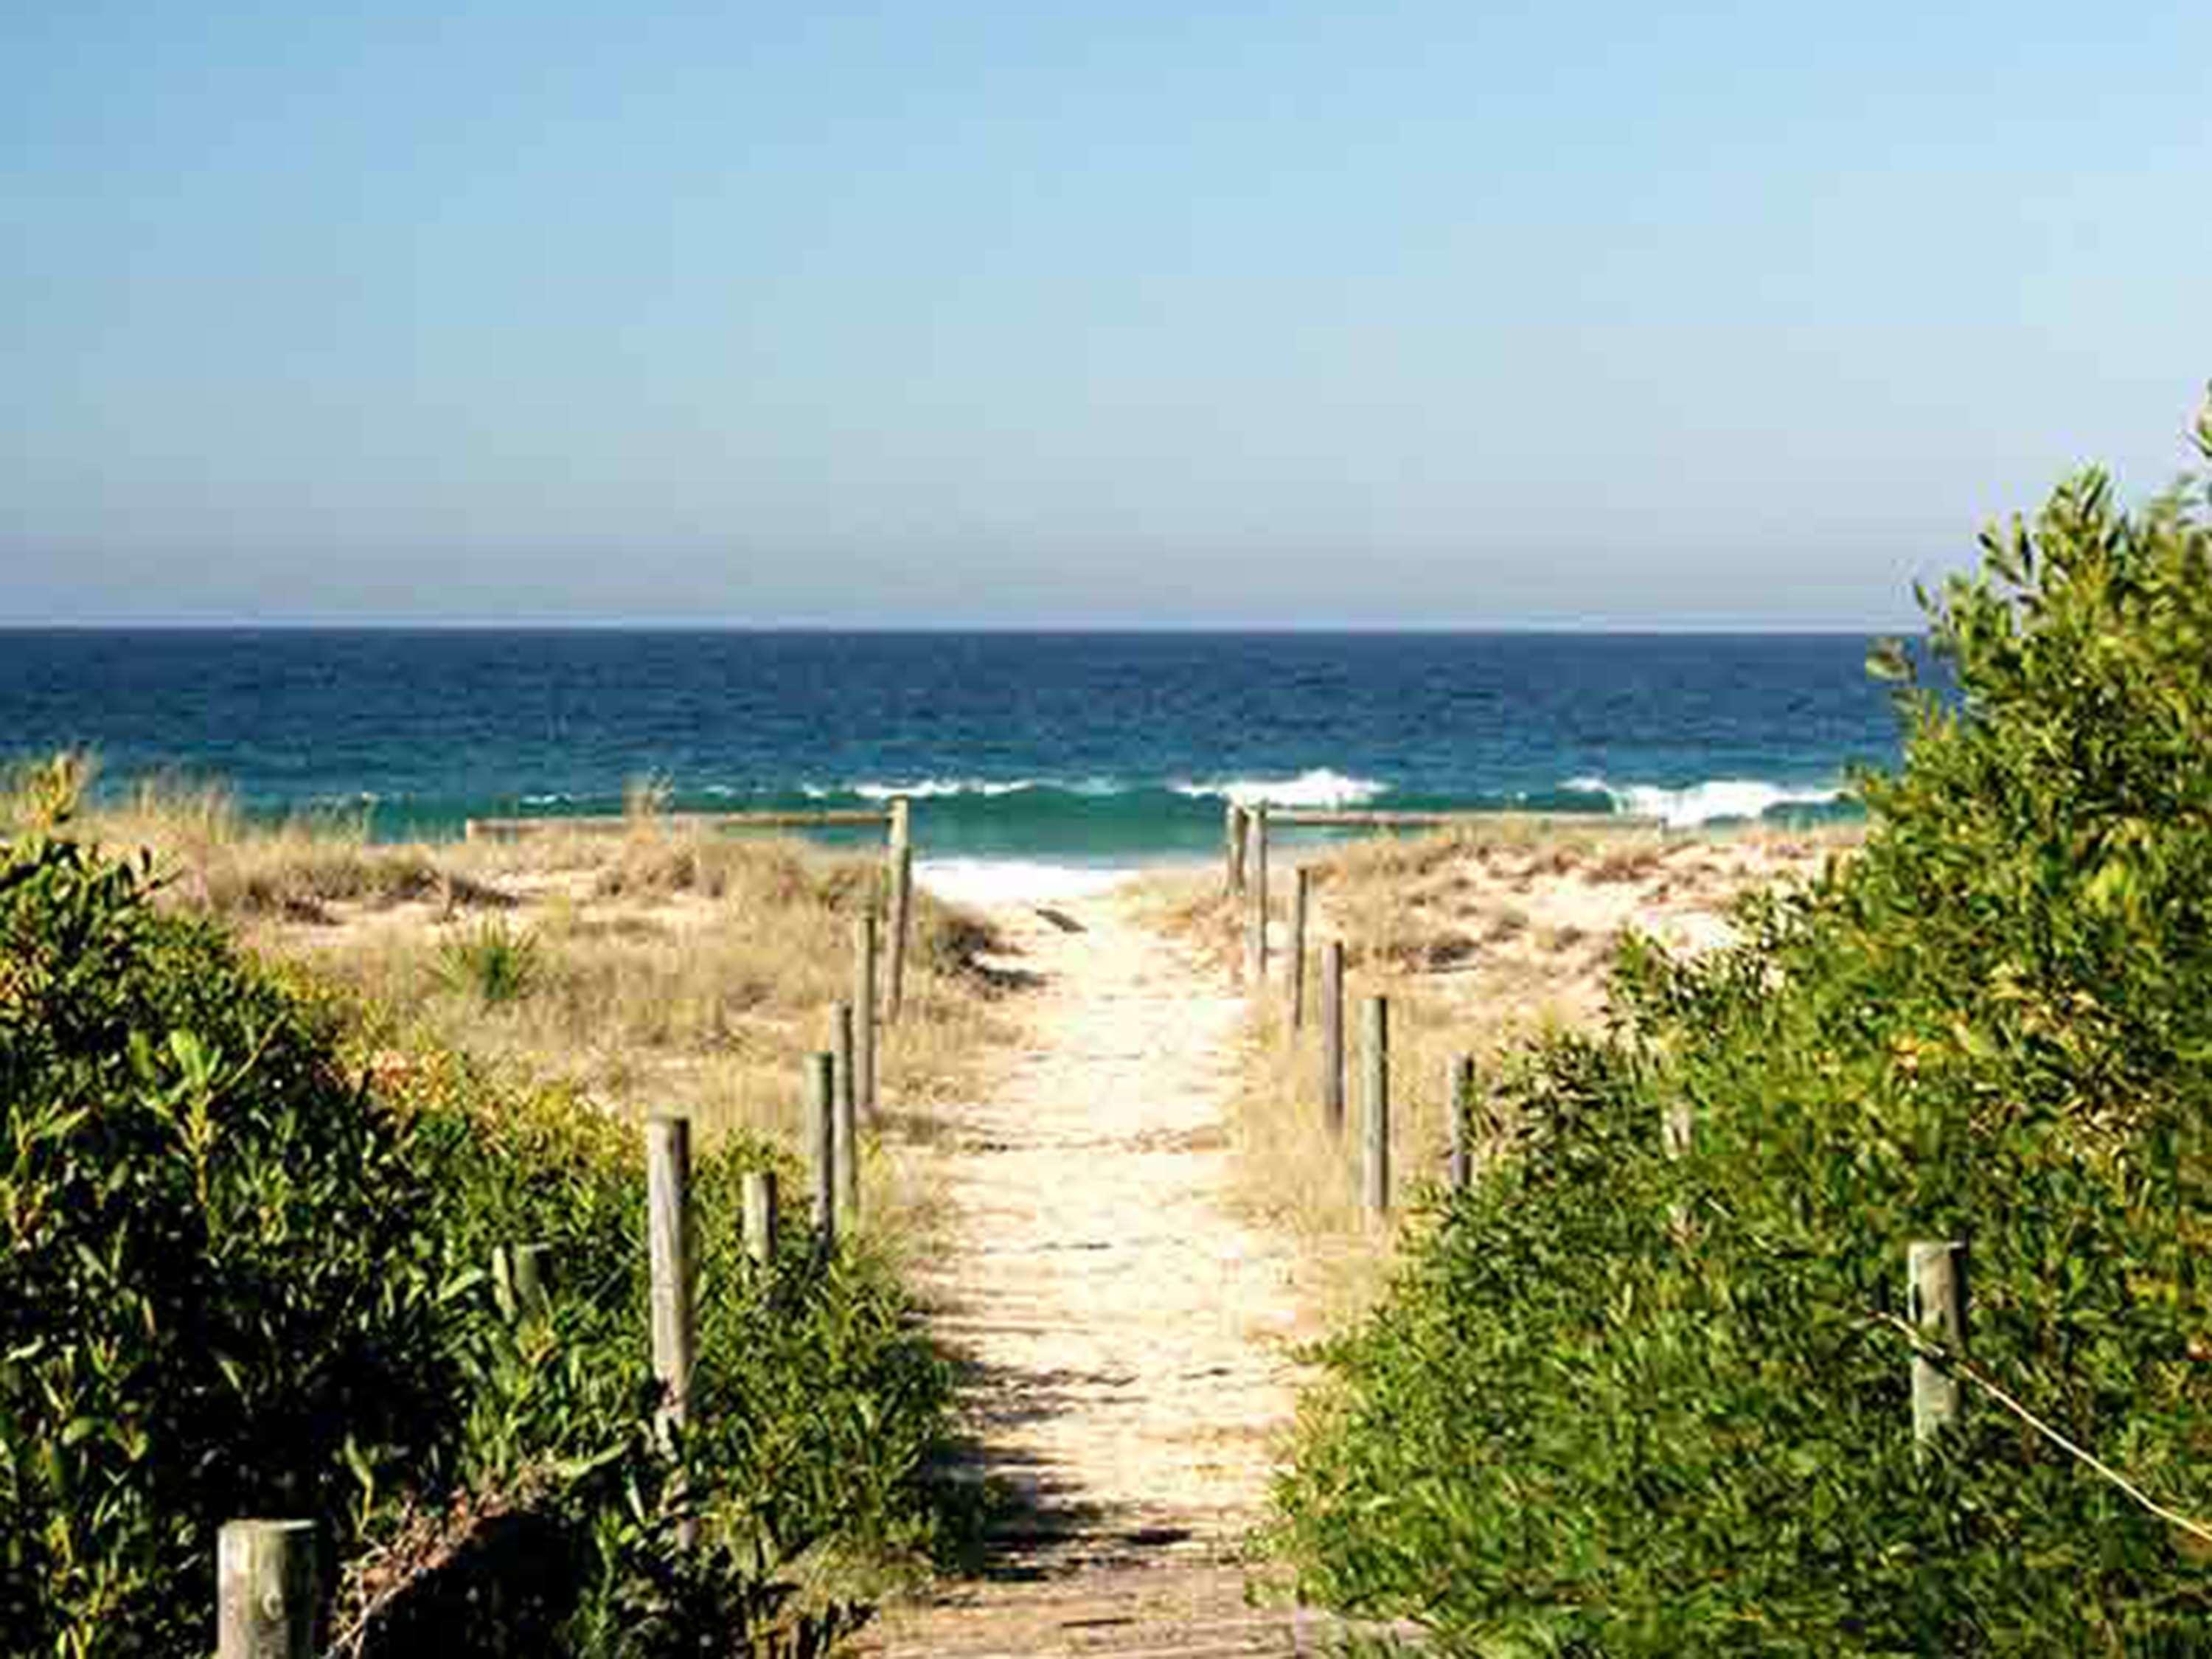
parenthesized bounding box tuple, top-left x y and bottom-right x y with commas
(5, 2, 2206, 627)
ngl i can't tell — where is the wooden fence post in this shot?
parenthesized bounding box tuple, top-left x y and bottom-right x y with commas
(1225, 802, 1247, 895)
(886, 799, 913, 1023)
(853, 911, 878, 1118)
(218, 1518, 320, 1659)
(809, 1051, 837, 1242)
(1245, 804, 1269, 986)
(832, 1039, 859, 1225)
(1909, 1239, 1967, 1456)
(1662, 1099, 1694, 1241)
(1287, 866, 1310, 1031)
(1447, 1053, 1473, 1192)
(833, 1001, 857, 1144)
(645, 1115, 697, 1547)
(1362, 995, 1391, 1216)
(512, 1242, 553, 1321)
(1321, 940, 1346, 1136)
(743, 1169, 778, 1267)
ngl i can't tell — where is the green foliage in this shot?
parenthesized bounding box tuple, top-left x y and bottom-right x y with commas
(1274, 407, 2212, 1652)
(0, 835, 455, 1654)
(434, 917, 543, 1006)
(1, 833, 951, 1655)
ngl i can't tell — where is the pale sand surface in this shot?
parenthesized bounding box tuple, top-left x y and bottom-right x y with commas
(903, 877, 1317, 1540)
(863, 875, 1346, 1655)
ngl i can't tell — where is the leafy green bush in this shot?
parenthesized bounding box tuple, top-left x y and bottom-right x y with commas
(0, 834, 456, 1655)
(434, 917, 543, 1006)
(1273, 408, 2212, 1652)
(1, 831, 951, 1655)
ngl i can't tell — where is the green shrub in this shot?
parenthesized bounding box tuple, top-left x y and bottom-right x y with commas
(1273, 406, 2212, 1652)
(434, 917, 543, 1006)
(1, 832, 952, 1655)
(0, 833, 456, 1654)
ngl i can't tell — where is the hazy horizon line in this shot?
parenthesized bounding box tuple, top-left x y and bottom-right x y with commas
(1, 617, 1921, 636)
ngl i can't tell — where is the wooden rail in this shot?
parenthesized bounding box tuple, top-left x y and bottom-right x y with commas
(1265, 807, 1662, 828)
(464, 807, 894, 839)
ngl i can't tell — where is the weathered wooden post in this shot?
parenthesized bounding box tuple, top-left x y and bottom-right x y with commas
(1909, 1239, 1967, 1456)
(809, 1051, 837, 1242)
(1287, 866, 1310, 1031)
(512, 1242, 554, 1321)
(742, 1169, 778, 1267)
(1321, 940, 1346, 1136)
(1245, 804, 1269, 987)
(1447, 1053, 1474, 1193)
(1225, 802, 1247, 895)
(886, 798, 913, 1022)
(645, 1114, 697, 1546)
(833, 1001, 857, 1140)
(832, 1036, 859, 1225)
(218, 1518, 321, 1659)
(853, 911, 878, 1118)
(1662, 1099, 1694, 1241)
(1362, 995, 1391, 1216)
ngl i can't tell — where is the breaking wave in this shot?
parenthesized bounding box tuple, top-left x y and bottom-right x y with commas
(1561, 776, 1844, 827)
(1169, 769, 1389, 810)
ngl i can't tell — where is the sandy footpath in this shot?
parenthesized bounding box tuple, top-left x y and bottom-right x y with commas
(863, 878, 1334, 1655)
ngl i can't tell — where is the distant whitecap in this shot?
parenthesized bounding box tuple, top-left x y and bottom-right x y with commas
(1564, 776, 1843, 827)
(1169, 769, 1388, 810)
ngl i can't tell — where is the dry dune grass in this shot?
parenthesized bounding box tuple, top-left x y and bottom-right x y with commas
(1135, 817, 1858, 1315)
(5, 757, 1018, 1247)
(18, 770, 514, 919)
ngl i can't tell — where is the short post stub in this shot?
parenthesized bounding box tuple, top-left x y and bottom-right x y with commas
(645, 1116, 695, 1448)
(1225, 802, 1247, 896)
(1661, 1099, 1695, 1242)
(809, 1051, 837, 1242)
(1362, 995, 1391, 1217)
(1447, 1053, 1474, 1192)
(1288, 866, 1310, 1032)
(853, 911, 879, 1118)
(512, 1241, 554, 1322)
(1321, 941, 1346, 1136)
(1909, 1239, 1967, 1455)
(742, 1168, 779, 1267)
(1245, 805, 1270, 987)
(218, 1518, 321, 1659)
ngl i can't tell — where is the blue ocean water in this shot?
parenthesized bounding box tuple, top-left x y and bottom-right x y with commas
(0, 630, 1904, 863)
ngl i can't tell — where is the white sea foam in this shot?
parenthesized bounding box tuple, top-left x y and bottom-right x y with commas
(914, 858, 1141, 905)
(1172, 768, 1388, 810)
(849, 778, 1041, 801)
(1564, 776, 1843, 827)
